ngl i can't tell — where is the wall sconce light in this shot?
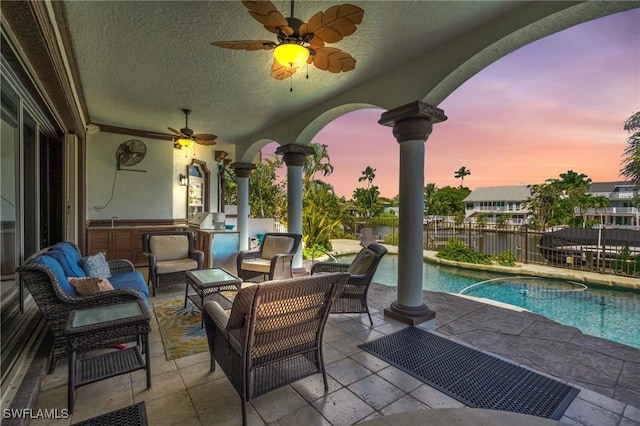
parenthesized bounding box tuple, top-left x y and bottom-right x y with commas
(179, 174, 188, 186)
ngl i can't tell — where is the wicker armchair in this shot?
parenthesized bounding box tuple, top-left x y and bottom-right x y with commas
(203, 272, 349, 426)
(236, 232, 301, 282)
(141, 231, 204, 296)
(311, 243, 388, 326)
(17, 243, 148, 373)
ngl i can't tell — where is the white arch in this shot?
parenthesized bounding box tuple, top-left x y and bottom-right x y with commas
(233, 2, 635, 161)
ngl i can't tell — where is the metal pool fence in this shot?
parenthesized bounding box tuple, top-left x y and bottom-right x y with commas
(419, 223, 640, 278)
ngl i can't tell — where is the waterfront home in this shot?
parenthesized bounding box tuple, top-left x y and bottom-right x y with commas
(580, 181, 640, 227)
(464, 185, 532, 224)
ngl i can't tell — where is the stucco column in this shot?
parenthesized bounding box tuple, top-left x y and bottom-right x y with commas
(275, 144, 314, 272)
(230, 162, 256, 251)
(379, 101, 447, 325)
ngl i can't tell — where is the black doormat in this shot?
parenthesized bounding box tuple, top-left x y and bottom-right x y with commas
(71, 401, 148, 426)
(359, 327, 579, 420)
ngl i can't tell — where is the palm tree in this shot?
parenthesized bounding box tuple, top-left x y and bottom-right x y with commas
(454, 166, 471, 188)
(591, 195, 610, 225)
(358, 166, 376, 187)
(357, 166, 377, 221)
(557, 170, 592, 197)
(620, 110, 640, 184)
(423, 183, 437, 216)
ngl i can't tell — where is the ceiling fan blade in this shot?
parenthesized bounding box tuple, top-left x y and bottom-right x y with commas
(210, 40, 276, 51)
(309, 36, 325, 48)
(271, 60, 297, 80)
(193, 133, 217, 142)
(301, 4, 364, 44)
(168, 127, 186, 137)
(194, 138, 218, 146)
(312, 47, 356, 73)
(241, 1, 293, 35)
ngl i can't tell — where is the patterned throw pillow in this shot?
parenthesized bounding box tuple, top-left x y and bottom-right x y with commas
(81, 252, 112, 278)
(68, 277, 114, 295)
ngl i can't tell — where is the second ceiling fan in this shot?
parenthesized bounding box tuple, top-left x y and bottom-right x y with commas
(168, 109, 217, 147)
(210, 1, 364, 80)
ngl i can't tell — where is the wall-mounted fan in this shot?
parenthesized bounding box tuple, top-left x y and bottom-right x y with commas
(116, 139, 147, 172)
(210, 1, 364, 80)
(169, 109, 217, 147)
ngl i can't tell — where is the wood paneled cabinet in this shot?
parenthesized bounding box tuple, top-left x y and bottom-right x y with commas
(86, 224, 190, 266)
(86, 229, 134, 262)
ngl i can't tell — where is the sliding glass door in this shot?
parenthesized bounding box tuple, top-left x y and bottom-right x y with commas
(0, 70, 63, 398)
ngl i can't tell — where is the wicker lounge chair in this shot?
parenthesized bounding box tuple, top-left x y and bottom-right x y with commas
(142, 231, 204, 296)
(236, 232, 301, 282)
(311, 243, 388, 326)
(203, 272, 349, 426)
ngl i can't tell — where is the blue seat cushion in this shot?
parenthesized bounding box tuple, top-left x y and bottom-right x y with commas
(32, 255, 78, 297)
(49, 243, 87, 278)
(109, 271, 149, 299)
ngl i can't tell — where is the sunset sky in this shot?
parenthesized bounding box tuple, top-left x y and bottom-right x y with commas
(265, 8, 640, 199)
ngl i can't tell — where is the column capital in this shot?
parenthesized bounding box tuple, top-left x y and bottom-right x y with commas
(275, 143, 314, 166)
(229, 162, 256, 178)
(379, 100, 447, 143)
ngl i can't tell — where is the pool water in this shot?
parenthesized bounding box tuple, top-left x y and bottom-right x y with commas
(338, 254, 640, 349)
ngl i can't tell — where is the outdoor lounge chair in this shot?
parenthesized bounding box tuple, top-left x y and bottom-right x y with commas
(236, 232, 301, 282)
(142, 231, 204, 296)
(203, 272, 349, 426)
(311, 243, 388, 326)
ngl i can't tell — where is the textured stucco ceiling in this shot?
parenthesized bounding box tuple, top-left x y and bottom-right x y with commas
(62, 1, 636, 158)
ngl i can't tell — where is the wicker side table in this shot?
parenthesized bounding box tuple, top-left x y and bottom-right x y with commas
(184, 268, 242, 327)
(65, 300, 151, 413)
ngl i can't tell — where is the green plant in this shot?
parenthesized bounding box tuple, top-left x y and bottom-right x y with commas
(370, 212, 397, 227)
(611, 245, 634, 275)
(384, 233, 398, 245)
(494, 250, 516, 267)
(436, 237, 492, 265)
(302, 241, 333, 260)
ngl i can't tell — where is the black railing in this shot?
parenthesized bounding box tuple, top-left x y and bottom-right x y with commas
(421, 222, 639, 277)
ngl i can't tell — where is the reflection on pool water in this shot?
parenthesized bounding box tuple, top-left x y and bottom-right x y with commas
(337, 254, 640, 349)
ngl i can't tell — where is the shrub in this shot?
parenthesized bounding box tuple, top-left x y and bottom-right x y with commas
(494, 250, 516, 267)
(302, 242, 333, 260)
(437, 237, 492, 265)
(384, 232, 398, 245)
(611, 245, 637, 275)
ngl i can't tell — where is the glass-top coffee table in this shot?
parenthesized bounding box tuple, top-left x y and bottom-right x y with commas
(184, 268, 242, 326)
(65, 300, 151, 413)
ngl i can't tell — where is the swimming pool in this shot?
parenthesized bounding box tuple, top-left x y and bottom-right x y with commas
(338, 254, 640, 349)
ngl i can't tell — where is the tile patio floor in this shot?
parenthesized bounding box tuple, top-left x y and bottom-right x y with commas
(29, 256, 639, 425)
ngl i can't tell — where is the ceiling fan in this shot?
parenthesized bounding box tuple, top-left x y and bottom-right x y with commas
(210, 1, 364, 81)
(168, 109, 217, 147)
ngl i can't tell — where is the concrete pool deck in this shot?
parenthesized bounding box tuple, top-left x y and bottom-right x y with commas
(326, 239, 640, 410)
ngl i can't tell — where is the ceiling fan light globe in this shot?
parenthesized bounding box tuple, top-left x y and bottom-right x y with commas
(274, 43, 309, 68)
(177, 138, 192, 147)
